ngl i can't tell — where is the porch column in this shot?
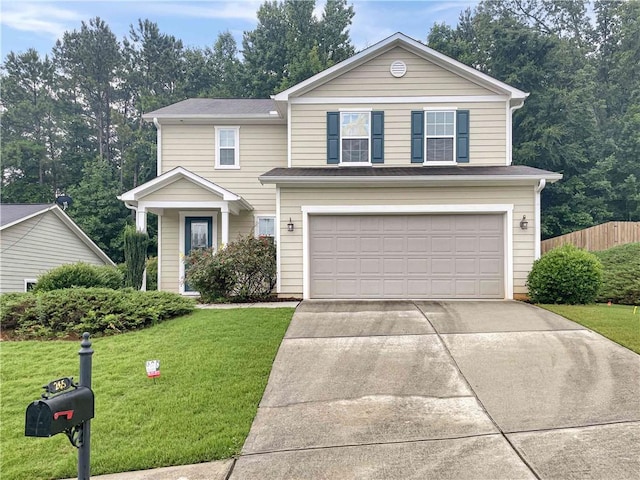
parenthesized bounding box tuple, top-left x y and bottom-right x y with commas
(136, 206, 147, 233)
(135, 206, 147, 291)
(221, 206, 229, 246)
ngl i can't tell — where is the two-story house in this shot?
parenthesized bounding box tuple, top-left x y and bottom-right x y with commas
(119, 33, 561, 300)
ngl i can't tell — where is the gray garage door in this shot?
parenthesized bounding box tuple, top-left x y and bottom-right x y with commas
(309, 214, 504, 299)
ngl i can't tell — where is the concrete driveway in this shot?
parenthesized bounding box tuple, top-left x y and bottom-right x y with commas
(231, 301, 640, 479)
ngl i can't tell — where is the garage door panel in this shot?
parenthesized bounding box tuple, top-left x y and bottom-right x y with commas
(309, 214, 504, 299)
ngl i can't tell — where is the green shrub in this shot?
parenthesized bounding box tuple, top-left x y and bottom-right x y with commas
(146, 256, 158, 291)
(123, 226, 149, 289)
(185, 234, 276, 302)
(33, 263, 123, 292)
(594, 243, 640, 305)
(0, 288, 195, 339)
(527, 244, 603, 304)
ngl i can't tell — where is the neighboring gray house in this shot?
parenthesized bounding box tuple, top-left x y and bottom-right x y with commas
(0, 204, 114, 292)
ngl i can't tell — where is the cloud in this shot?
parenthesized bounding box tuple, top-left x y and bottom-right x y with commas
(0, 2, 82, 39)
(149, 1, 261, 22)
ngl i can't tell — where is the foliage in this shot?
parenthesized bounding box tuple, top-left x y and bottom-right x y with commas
(185, 234, 277, 302)
(0, 288, 195, 339)
(0, 308, 293, 479)
(146, 256, 158, 290)
(33, 262, 123, 292)
(541, 304, 640, 354)
(593, 243, 640, 305)
(527, 245, 603, 304)
(123, 225, 149, 289)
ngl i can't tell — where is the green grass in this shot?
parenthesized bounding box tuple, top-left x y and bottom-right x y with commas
(540, 303, 640, 354)
(1, 308, 293, 480)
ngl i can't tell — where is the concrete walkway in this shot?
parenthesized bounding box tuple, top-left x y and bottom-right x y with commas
(231, 300, 640, 479)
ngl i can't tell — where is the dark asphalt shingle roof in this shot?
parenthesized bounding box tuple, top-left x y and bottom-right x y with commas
(144, 99, 277, 117)
(260, 165, 560, 178)
(0, 204, 52, 228)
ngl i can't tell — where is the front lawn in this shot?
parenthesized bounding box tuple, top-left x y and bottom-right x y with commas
(540, 304, 640, 354)
(0, 308, 293, 480)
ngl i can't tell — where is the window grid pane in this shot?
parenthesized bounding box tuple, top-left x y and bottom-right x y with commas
(426, 110, 455, 162)
(219, 129, 236, 147)
(219, 148, 235, 165)
(341, 113, 370, 137)
(342, 139, 369, 162)
(426, 138, 454, 162)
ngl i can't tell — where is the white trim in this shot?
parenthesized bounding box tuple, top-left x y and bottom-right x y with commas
(289, 95, 508, 105)
(339, 107, 373, 112)
(157, 215, 162, 290)
(153, 118, 162, 175)
(274, 33, 527, 101)
(178, 211, 218, 295)
(300, 204, 514, 300)
(276, 186, 281, 293)
(535, 179, 547, 259)
(423, 106, 458, 111)
(287, 103, 292, 168)
(509, 101, 526, 166)
(119, 166, 244, 203)
(137, 201, 242, 215)
(24, 278, 37, 292)
(0, 205, 52, 231)
(214, 126, 240, 170)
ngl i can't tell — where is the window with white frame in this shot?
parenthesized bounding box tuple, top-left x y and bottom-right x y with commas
(215, 127, 239, 168)
(256, 215, 275, 238)
(24, 279, 37, 292)
(341, 112, 370, 163)
(426, 111, 455, 162)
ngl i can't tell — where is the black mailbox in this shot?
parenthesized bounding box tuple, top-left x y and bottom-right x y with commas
(25, 386, 94, 437)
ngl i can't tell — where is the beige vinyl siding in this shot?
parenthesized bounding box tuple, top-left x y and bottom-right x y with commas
(303, 47, 497, 97)
(159, 211, 180, 293)
(279, 185, 535, 297)
(160, 123, 286, 214)
(0, 212, 109, 293)
(144, 177, 221, 202)
(290, 102, 506, 167)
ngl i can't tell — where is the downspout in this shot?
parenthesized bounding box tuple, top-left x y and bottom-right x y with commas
(535, 179, 546, 259)
(508, 99, 526, 165)
(153, 118, 162, 176)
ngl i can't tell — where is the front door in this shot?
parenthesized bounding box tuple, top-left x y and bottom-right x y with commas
(184, 217, 213, 292)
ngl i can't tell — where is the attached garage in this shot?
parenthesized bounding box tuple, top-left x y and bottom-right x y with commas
(309, 214, 505, 299)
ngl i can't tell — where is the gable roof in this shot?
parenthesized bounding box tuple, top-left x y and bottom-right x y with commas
(142, 99, 282, 120)
(0, 204, 115, 265)
(118, 167, 253, 210)
(273, 32, 528, 104)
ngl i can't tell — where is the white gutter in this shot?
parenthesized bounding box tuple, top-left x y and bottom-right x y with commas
(535, 178, 547, 259)
(260, 173, 563, 185)
(153, 117, 162, 176)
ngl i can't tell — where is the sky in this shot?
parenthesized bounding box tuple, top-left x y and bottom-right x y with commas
(0, 0, 479, 59)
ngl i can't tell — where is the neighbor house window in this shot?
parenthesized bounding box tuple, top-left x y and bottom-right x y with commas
(256, 215, 275, 238)
(341, 112, 371, 163)
(24, 279, 37, 292)
(425, 111, 455, 163)
(215, 127, 240, 169)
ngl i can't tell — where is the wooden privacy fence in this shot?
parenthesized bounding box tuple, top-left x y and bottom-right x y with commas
(541, 221, 640, 254)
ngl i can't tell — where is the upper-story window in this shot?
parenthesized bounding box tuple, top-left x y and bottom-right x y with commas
(327, 111, 384, 165)
(215, 126, 240, 169)
(411, 109, 469, 165)
(341, 112, 370, 163)
(426, 111, 455, 163)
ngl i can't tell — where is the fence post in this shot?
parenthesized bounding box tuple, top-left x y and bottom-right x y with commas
(78, 332, 93, 480)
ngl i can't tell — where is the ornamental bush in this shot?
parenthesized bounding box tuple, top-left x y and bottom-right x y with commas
(185, 234, 277, 302)
(33, 263, 123, 292)
(527, 244, 603, 304)
(594, 243, 640, 305)
(0, 288, 195, 339)
(123, 225, 149, 289)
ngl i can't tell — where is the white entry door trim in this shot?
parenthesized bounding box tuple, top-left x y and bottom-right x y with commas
(301, 204, 514, 300)
(178, 210, 218, 295)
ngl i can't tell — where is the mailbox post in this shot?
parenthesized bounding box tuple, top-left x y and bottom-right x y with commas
(25, 332, 94, 480)
(78, 332, 93, 480)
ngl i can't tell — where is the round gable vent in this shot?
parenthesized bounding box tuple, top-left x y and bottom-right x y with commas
(390, 60, 407, 78)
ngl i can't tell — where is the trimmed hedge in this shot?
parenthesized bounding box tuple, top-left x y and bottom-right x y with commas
(527, 244, 603, 304)
(594, 243, 640, 305)
(0, 288, 195, 339)
(33, 263, 123, 292)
